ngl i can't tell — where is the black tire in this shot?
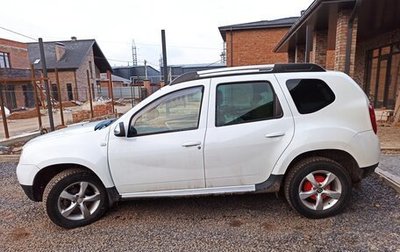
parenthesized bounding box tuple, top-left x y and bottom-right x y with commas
(43, 168, 108, 229)
(284, 157, 352, 219)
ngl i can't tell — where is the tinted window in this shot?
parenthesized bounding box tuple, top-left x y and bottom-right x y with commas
(131, 86, 203, 136)
(216, 81, 280, 126)
(286, 79, 335, 114)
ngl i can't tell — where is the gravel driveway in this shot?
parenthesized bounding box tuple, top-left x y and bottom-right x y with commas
(1, 156, 399, 251)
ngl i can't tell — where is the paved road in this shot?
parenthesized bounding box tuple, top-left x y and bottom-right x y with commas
(379, 154, 400, 177)
(1, 156, 399, 251)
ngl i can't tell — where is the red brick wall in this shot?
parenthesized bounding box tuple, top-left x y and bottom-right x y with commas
(47, 71, 78, 102)
(326, 50, 336, 70)
(311, 30, 328, 68)
(72, 103, 113, 123)
(225, 28, 289, 66)
(334, 9, 358, 77)
(75, 48, 97, 101)
(0, 38, 30, 69)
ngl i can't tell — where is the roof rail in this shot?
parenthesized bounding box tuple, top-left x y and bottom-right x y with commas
(169, 63, 325, 85)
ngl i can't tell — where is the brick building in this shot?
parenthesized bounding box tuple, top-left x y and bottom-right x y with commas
(219, 0, 400, 116)
(274, 0, 400, 113)
(219, 17, 298, 67)
(27, 38, 112, 103)
(0, 38, 37, 110)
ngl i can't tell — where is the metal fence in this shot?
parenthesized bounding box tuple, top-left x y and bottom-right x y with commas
(98, 86, 143, 100)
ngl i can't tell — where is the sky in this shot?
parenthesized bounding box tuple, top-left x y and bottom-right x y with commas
(0, 0, 314, 69)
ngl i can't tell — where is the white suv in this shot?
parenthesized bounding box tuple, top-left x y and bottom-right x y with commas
(17, 64, 380, 228)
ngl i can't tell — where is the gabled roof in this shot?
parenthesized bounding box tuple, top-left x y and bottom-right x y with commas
(27, 39, 112, 72)
(219, 17, 299, 41)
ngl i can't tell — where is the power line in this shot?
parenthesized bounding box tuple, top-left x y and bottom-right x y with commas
(98, 40, 220, 50)
(0, 26, 37, 41)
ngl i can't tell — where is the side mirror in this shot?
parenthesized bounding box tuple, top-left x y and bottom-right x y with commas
(127, 126, 137, 137)
(114, 122, 126, 137)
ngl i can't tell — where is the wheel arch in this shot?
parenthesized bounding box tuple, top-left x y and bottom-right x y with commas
(31, 164, 103, 202)
(281, 149, 362, 190)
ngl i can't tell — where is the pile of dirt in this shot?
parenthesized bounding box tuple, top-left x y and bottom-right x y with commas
(55, 101, 79, 108)
(7, 109, 44, 120)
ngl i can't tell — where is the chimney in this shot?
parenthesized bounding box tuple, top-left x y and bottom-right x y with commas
(71, 36, 77, 41)
(55, 42, 65, 62)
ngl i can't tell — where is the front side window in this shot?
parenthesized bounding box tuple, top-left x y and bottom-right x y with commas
(0, 52, 10, 68)
(130, 86, 203, 136)
(216, 81, 280, 126)
(286, 79, 335, 114)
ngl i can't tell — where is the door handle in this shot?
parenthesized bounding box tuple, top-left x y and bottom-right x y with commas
(265, 132, 285, 138)
(182, 141, 201, 147)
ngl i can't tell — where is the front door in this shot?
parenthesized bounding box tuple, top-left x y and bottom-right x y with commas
(108, 81, 209, 194)
(204, 75, 294, 188)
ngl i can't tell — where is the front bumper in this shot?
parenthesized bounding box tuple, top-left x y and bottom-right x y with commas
(16, 163, 39, 186)
(20, 184, 37, 201)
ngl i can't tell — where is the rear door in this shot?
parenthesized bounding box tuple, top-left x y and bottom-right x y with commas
(204, 74, 294, 187)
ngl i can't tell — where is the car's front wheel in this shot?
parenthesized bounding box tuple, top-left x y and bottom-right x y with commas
(43, 168, 108, 228)
(284, 157, 352, 218)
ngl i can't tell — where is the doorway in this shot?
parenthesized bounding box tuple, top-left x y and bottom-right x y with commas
(22, 84, 35, 108)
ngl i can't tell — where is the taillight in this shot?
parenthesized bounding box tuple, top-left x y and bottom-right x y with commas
(368, 103, 377, 134)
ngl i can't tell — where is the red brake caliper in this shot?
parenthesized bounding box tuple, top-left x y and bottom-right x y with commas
(302, 174, 330, 200)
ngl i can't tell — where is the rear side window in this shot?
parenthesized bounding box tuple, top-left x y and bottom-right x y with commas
(286, 79, 335, 114)
(216, 81, 282, 126)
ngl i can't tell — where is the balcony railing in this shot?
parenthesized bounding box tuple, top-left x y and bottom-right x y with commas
(0, 68, 42, 82)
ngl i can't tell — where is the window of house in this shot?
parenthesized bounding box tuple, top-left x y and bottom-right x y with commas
(66, 83, 74, 101)
(216, 81, 281, 127)
(0, 52, 10, 68)
(51, 84, 59, 101)
(130, 86, 203, 136)
(286, 79, 335, 114)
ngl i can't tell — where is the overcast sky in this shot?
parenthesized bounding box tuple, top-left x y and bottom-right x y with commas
(1, 0, 313, 68)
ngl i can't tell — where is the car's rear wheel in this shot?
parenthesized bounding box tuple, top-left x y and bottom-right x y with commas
(43, 168, 108, 228)
(284, 157, 352, 218)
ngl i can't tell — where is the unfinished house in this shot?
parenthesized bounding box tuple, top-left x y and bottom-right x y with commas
(0, 38, 38, 110)
(27, 38, 112, 103)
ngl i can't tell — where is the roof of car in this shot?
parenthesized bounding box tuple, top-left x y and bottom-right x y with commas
(170, 63, 326, 85)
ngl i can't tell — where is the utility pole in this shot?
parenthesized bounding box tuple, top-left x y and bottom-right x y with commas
(144, 60, 148, 80)
(132, 39, 137, 66)
(161, 30, 168, 84)
(38, 38, 55, 131)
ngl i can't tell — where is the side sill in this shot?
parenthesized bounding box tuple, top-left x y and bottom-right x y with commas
(255, 175, 283, 193)
(120, 185, 256, 199)
(119, 175, 283, 199)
